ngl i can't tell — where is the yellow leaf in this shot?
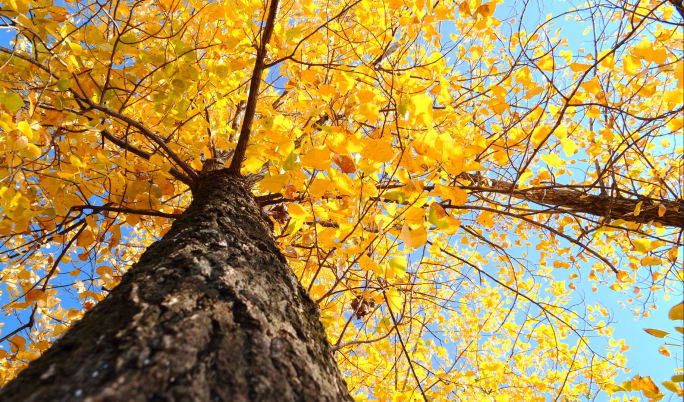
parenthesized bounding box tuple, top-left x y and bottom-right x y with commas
(569, 62, 591, 72)
(360, 139, 395, 163)
(9, 335, 26, 353)
(356, 90, 377, 103)
(243, 158, 263, 174)
(319, 84, 337, 99)
(358, 255, 379, 274)
(514, 66, 532, 87)
(661, 381, 683, 395)
(600, 52, 615, 68)
(641, 256, 661, 266)
(538, 55, 555, 71)
(69, 154, 83, 168)
(35, 340, 50, 351)
(287, 203, 312, 221)
(276, 140, 295, 157)
(663, 89, 683, 104)
(463, 160, 485, 172)
(190, 157, 203, 170)
(69, 42, 83, 56)
(658, 204, 666, 217)
(616, 271, 629, 282)
(623, 55, 641, 75)
(77, 228, 95, 247)
(437, 185, 468, 206)
(639, 376, 663, 399)
(476, 211, 495, 228)
(581, 79, 601, 94)
(633, 38, 653, 63)
(632, 238, 650, 253)
(389, 257, 406, 278)
(385, 287, 403, 313)
(410, 94, 433, 126)
(25, 289, 45, 303)
(26, 143, 41, 158)
(669, 302, 683, 321)
(17, 121, 33, 140)
(560, 138, 576, 156)
(430, 202, 447, 218)
(634, 201, 643, 216)
(659, 346, 670, 357)
(401, 223, 427, 249)
(331, 154, 356, 173)
(644, 328, 669, 338)
(540, 153, 565, 168)
(667, 117, 683, 131)
(309, 178, 331, 198)
(259, 174, 288, 193)
(476, 2, 495, 17)
(300, 147, 331, 171)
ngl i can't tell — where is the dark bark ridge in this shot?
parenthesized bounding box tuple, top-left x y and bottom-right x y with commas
(0, 169, 353, 402)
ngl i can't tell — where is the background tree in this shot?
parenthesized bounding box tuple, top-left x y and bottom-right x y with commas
(0, 0, 681, 400)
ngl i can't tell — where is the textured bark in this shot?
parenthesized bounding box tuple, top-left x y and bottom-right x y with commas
(0, 170, 353, 402)
(458, 174, 684, 229)
(514, 188, 684, 228)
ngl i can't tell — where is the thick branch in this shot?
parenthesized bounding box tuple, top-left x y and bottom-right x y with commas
(460, 173, 683, 229)
(227, 0, 280, 175)
(71, 204, 179, 219)
(514, 188, 683, 229)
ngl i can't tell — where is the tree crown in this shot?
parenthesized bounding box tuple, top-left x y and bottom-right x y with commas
(0, 0, 682, 399)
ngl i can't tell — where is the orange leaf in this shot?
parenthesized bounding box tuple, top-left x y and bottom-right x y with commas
(332, 154, 356, 173)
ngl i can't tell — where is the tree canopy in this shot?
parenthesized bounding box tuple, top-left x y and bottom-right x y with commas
(0, 0, 682, 400)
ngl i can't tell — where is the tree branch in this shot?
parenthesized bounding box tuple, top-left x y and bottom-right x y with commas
(101, 129, 194, 187)
(83, 102, 199, 184)
(227, 0, 280, 175)
(71, 204, 179, 219)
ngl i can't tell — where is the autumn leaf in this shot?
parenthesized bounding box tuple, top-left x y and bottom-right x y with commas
(360, 139, 395, 163)
(331, 154, 356, 173)
(300, 147, 332, 171)
(0, 92, 26, 112)
(401, 223, 427, 249)
(410, 94, 434, 126)
(644, 328, 669, 338)
(631, 238, 650, 253)
(540, 153, 565, 168)
(388, 257, 406, 278)
(259, 174, 288, 193)
(538, 55, 555, 71)
(287, 203, 313, 221)
(476, 211, 495, 228)
(669, 302, 683, 321)
(560, 138, 576, 156)
(0, 0, 681, 396)
(385, 287, 403, 313)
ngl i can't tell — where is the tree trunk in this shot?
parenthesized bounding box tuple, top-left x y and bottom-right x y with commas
(0, 170, 353, 402)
